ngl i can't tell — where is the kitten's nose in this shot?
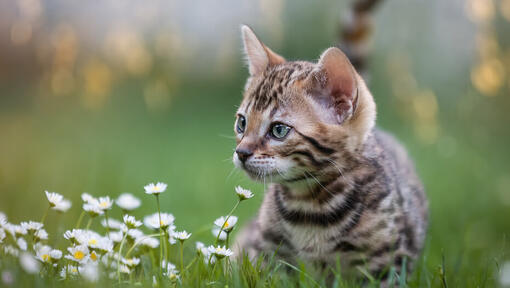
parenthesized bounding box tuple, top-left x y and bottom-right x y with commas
(236, 148, 253, 163)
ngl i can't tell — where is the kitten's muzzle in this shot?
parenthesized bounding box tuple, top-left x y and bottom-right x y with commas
(235, 148, 253, 163)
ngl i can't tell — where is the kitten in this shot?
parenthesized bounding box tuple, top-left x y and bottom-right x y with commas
(232, 25, 428, 283)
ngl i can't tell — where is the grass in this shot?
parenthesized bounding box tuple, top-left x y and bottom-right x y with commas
(0, 77, 509, 287)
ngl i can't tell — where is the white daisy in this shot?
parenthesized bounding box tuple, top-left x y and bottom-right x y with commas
(163, 261, 179, 281)
(81, 193, 97, 204)
(123, 215, 142, 229)
(19, 253, 41, 274)
(3, 223, 26, 237)
(4, 245, 19, 257)
(36, 245, 61, 264)
(118, 264, 131, 274)
(108, 231, 124, 243)
(116, 193, 141, 211)
(172, 230, 191, 242)
(211, 227, 227, 241)
(214, 216, 238, 233)
(17, 238, 27, 251)
(64, 229, 83, 244)
(65, 245, 89, 264)
(122, 257, 140, 268)
(0, 211, 7, 226)
(80, 263, 99, 283)
(97, 196, 113, 211)
(235, 186, 254, 201)
(20, 221, 43, 232)
(137, 236, 159, 249)
(101, 218, 123, 230)
(195, 241, 209, 256)
(207, 245, 234, 259)
(45, 191, 64, 207)
(83, 203, 104, 217)
(59, 265, 79, 279)
(53, 199, 72, 212)
(143, 212, 175, 230)
(144, 182, 168, 195)
(0, 228, 5, 243)
(34, 229, 48, 241)
(127, 229, 144, 240)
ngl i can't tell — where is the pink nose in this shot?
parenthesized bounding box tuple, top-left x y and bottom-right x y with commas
(236, 148, 253, 163)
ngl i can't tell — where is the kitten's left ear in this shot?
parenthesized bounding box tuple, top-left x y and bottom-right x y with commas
(241, 25, 285, 76)
(308, 47, 359, 124)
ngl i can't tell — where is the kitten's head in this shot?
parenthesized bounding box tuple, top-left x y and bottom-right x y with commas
(233, 26, 376, 184)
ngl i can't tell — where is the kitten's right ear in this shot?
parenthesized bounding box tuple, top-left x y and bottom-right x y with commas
(241, 25, 285, 76)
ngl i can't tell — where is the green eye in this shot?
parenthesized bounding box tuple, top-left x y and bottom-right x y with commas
(271, 123, 291, 139)
(236, 115, 246, 133)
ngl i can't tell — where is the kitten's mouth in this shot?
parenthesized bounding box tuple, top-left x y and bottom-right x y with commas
(240, 164, 281, 182)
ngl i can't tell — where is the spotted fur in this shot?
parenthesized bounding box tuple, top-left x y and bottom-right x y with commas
(233, 25, 428, 284)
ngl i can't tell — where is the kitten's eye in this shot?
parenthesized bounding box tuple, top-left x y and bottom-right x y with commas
(270, 123, 291, 139)
(236, 115, 246, 133)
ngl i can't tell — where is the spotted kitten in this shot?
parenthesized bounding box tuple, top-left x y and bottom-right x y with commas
(232, 25, 428, 283)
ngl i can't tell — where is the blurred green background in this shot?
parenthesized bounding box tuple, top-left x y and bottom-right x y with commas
(1, 0, 510, 285)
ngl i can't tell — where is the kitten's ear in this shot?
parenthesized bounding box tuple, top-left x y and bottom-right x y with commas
(309, 47, 358, 124)
(241, 25, 285, 76)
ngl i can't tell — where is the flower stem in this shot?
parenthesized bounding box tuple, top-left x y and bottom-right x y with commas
(40, 205, 51, 225)
(214, 200, 240, 245)
(117, 231, 129, 284)
(86, 217, 93, 230)
(180, 242, 184, 277)
(75, 211, 85, 229)
(156, 195, 164, 277)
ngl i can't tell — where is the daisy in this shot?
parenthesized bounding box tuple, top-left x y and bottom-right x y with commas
(19, 253, 41, 274)
(101, 218, 123, 230)
(81, 193, 97, 204)
(3, 224, 26, 237)
(163, 261, 179, 281)
(53, 199, 72, 212)
(115, 193, 141, 211)
(143, 212, 175, 229)
(123, 215, 142, 229)
(65, 245, 89, 264)
(211, 227, 227, 241)
(59, 265, 79, 279)
(0, 228, 5, 243)
(140, 237, 160, 249)
(127, 229, 144, 240)
(17, 238, 27, 251)
(20, 221, 43, 232)
(97, 196, 113, 211)
(80, 263, 99, 283)
(34, 229, 48, 241)
(214, 216, 238, 232)
(122, 257, 141, 268)
(118, 264, 131, 274)
(108, 231, 124, 243)
(83, 203, 104, 217)
(0, 211, 7, 226)
(172, 230, 191, 242)
(207, 245, 234, 259)
(195, 241, 209, 256)
(235, 186, 254, 201)
(45, 191, 64, 207)
(64, 229, 83, 244)
(36, 245, 62, 264)
(144, 182, 167, 195)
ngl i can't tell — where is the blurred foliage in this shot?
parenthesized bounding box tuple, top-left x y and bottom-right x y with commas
(0, 0, 510, 286)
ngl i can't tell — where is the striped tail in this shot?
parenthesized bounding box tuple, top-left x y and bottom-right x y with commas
(338, 0, 384, 80)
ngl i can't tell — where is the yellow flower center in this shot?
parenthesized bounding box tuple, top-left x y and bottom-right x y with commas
(160, 220, 165, 226)
(74, 251, 85, 260)
(100, 202, 108, 208)
(88, 239, 97, 245)
(42, 254, 50, 262)
(90, 252, 98, 261)
(223, 221, 229, 229)
(71, 268, 78, 273)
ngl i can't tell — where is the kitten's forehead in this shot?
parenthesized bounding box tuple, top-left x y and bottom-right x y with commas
(240, 61, 315, 113)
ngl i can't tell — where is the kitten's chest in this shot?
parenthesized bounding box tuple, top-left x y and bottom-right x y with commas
(283, 224, 343, 261)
